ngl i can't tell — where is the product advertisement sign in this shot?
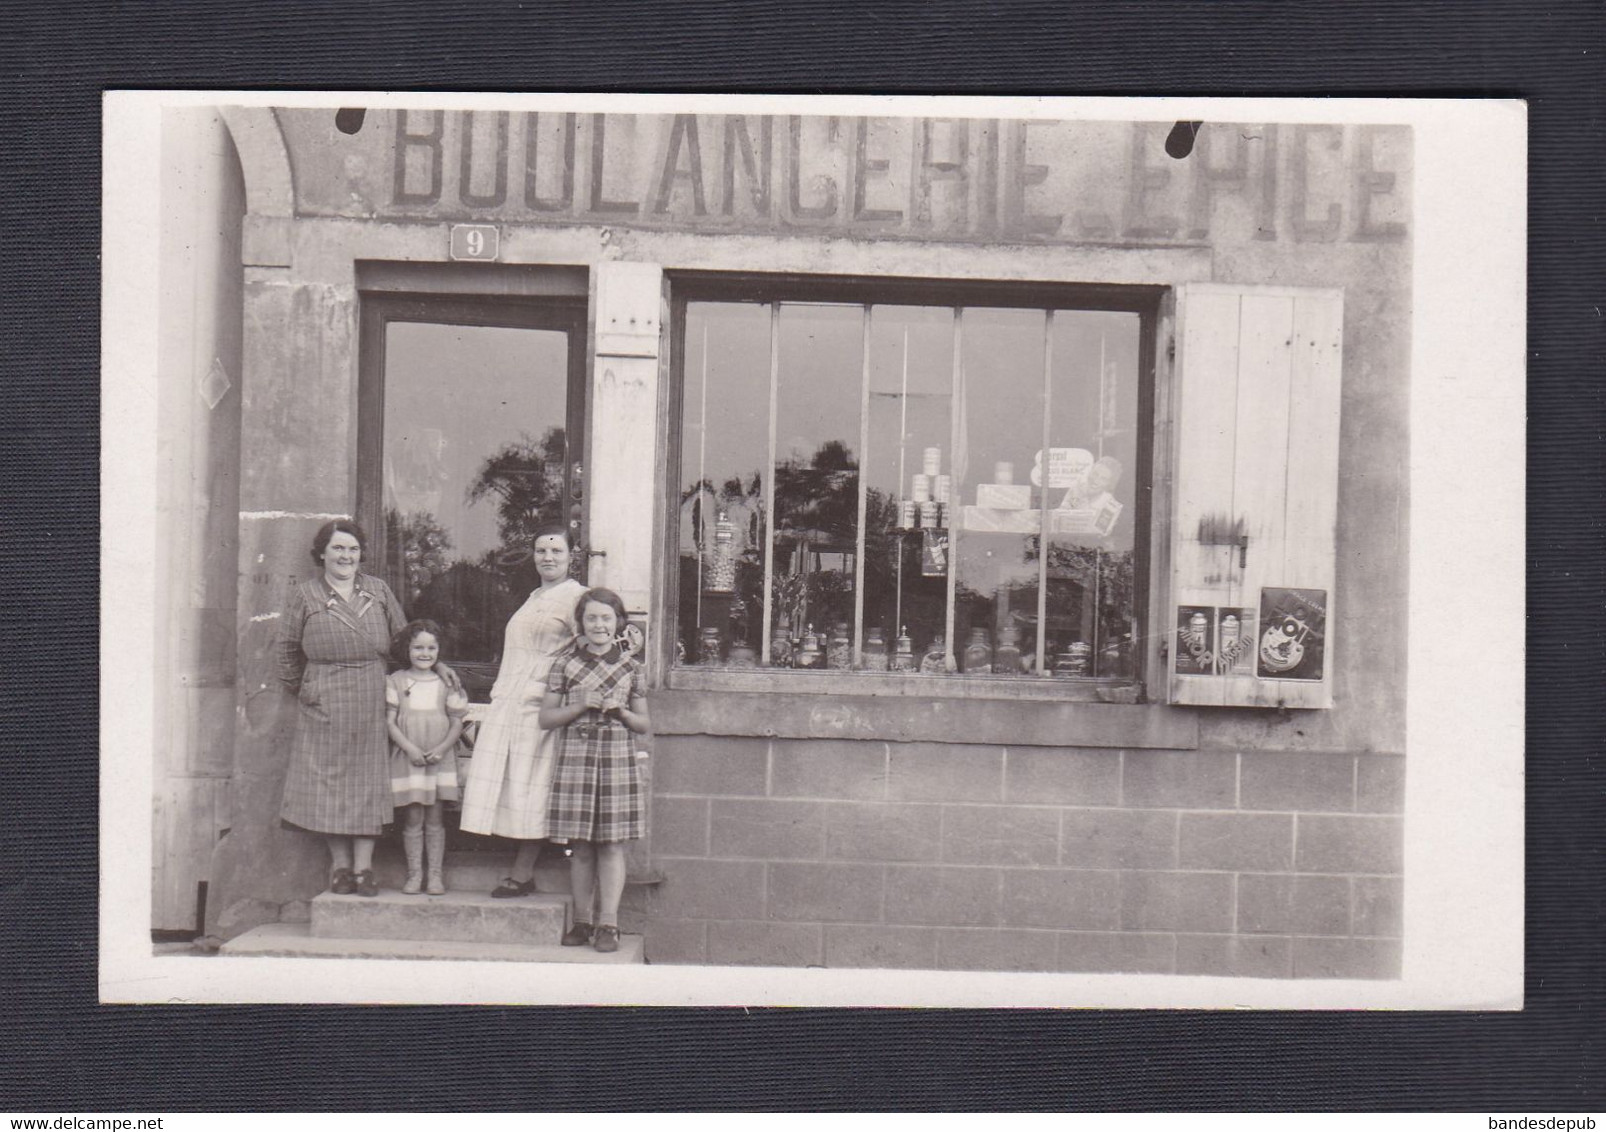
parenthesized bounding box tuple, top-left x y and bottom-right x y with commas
(1215, 606, 1256, 676)
(1174, 605, 1216, 675)
(1256, 587, 1328, 681)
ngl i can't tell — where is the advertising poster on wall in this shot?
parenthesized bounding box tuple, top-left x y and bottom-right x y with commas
(1174, 605, 1215, 675)
(1256, 587, 1328, 681)
(1215, 606, 1257, 676)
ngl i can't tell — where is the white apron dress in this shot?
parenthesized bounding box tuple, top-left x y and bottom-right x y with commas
(456, 577, 584, 839)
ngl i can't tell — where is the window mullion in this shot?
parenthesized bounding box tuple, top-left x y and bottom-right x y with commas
(944, 307, 962, 671)
(1037, 310, 1054, 677)
(852, 305, 871, 667)
(760, 301, 779, 667)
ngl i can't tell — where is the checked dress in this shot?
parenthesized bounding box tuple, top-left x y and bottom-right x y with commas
(545, 645, 645, 843)
(277, 573, 407, 836)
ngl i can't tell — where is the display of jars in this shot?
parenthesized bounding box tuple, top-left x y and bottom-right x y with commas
(827, 622, 853, 670)
(861, 627, 889, 671)
(963, 626, 994, 673)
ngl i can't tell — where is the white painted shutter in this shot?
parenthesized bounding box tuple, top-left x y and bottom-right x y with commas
(1168, 283, 1343, 708)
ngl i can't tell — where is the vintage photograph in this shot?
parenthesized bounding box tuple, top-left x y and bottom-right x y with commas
(103, 93, 1524, 1007)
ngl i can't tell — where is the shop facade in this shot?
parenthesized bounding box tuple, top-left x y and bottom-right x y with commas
(155, 103, 1410, 977)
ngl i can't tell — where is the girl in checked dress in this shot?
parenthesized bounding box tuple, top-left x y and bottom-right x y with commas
(538, 588, 650, 954)
(385, 619, 467, 895)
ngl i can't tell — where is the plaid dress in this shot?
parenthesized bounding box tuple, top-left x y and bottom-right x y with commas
(386, 670, 465, 807)
(277, 573, 407, 836)
(457, 578, 585, 839)
(545, 645, 645, 843)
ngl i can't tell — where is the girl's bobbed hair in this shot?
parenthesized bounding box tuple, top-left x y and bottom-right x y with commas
(390, 618, 447, 669)
(575, 586, 628, 626)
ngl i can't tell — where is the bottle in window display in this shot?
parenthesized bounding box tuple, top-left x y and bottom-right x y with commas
(963, 627, 994, 674)
(827, 622, 853, 670)
(861, 627, 889, 671)
(919, 635, 948, 674)
(891, 627, 916, 672)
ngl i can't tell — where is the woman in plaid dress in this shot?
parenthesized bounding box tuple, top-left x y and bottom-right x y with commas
(277, 520, 408, 897)
(539, 588, 650, 953)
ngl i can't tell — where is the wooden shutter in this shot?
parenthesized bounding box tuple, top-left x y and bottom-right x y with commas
(1168, 283, 1343, 708)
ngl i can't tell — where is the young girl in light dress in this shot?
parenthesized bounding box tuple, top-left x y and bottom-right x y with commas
(539, 588, 650, 953)
(386, 619, 467, 895)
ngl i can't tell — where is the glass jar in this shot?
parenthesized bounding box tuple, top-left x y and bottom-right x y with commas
(706, 510, 736, 592)
(963, 626, 994, 674)
(891, 627, 916, 672)
(827, 622, 853, 669)
(994, 624, 1024, 674)
(698, 625, 723, 666)
(796, 624, 822, 669)
(919, 635, 948, 674)
(727, 640, 758, 668)
(861, 627, 889, 671)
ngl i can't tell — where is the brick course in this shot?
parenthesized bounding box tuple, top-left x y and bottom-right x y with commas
(941, 803, 1060, 867)
(885, 865, 1001, 927)
(710, 798, 827, 861)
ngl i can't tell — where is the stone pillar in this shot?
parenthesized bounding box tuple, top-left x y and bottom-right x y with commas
(587, 260, 664, 886)
(586, 261, 663, 613)
(204, 218, 363, 940)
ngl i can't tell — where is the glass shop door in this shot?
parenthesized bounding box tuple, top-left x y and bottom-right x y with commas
(357, 293, 588, 703)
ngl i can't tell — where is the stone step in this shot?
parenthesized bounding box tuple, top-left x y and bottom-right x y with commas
(369, 851, 570, 897)
(223, 922, 644, 964)
(312, 888, 570, 946)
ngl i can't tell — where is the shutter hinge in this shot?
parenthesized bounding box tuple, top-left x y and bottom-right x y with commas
(1166, 334, 1176, 362)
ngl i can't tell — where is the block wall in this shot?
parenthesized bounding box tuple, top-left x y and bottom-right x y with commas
(645, 735, 1403, 978)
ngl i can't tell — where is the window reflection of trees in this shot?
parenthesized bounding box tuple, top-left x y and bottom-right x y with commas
(385, 426, 572, 700)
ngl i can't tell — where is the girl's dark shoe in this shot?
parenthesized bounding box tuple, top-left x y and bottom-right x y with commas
(592, 925, 620, 954)
(491, 877, 536, 899)
(330, 867, 357, 895)
(354, 868, 379, 897)
(561, 921, 594, 947)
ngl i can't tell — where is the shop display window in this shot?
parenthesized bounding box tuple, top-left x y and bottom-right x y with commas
(673, 279, 1152, 689)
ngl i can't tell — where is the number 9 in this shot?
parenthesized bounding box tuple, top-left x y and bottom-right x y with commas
(465, 229, 485, 257)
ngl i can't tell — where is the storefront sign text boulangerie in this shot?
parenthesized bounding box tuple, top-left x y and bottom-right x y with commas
(278, 111, 1411, 246)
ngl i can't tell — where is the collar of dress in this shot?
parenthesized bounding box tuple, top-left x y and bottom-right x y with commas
(317, 574, 375, 625)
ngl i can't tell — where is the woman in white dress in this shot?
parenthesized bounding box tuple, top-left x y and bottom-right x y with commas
(457, 527, 587, 896)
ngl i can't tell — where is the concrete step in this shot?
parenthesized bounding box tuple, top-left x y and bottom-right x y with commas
(223, 922, 644, 964)
(312, 888, 569, 946)
(370, 847, 571, 896)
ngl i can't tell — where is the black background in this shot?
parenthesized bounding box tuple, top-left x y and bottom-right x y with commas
(2, 0, 1602, 1111)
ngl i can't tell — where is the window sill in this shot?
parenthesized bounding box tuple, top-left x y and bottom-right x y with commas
(651, 679, 1199, 750)
(667, 665, 1136, 703)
